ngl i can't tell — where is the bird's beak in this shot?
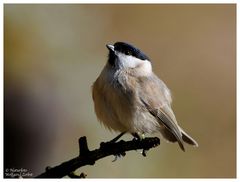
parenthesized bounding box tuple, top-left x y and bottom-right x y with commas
(106, 44, 114, 52)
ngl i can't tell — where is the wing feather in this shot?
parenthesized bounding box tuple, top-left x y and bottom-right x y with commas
(138, 74, 185, 151)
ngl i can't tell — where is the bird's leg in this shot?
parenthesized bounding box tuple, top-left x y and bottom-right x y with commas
(100, 132, 126, 149)
(109, 132, 126, 143)
(132, 132, 140, 140)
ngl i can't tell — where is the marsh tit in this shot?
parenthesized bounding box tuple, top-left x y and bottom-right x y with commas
(92, 42, 198, 151)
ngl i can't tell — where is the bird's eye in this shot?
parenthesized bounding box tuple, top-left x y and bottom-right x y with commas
(126, 51, 131, 55)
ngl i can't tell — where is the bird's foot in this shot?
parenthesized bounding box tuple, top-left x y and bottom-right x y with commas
(112, 152, 126, 162)
(132, 132, 145, 141)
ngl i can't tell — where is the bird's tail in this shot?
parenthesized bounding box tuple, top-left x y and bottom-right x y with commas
(160, 127, 198, 151)
(180, 128, 198, 147)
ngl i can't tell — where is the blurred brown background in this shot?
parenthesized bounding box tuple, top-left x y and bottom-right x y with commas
(4, 4, 236, 178)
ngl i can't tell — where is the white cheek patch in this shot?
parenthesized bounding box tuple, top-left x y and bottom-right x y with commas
(115, 51, 145, 68)
(115, 51, 152, 76)
(139, 60, 152, 75)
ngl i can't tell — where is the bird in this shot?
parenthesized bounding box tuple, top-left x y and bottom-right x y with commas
(92, 41, 198, 151)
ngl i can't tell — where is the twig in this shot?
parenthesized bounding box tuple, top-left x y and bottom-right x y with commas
(35, 136, 160, 178)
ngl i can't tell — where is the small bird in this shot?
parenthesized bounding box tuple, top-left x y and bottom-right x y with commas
(92, 42, 198, 151)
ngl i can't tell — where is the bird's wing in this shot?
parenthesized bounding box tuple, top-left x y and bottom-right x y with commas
(138, 74, 185, 151)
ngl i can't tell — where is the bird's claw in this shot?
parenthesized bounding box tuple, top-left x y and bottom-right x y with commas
(112, 155, 120, 162)
(132, 133, 145, 141)
(112, 152, 126, 162)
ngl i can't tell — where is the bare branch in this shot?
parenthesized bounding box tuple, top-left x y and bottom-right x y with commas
(35, 136, 160, 178)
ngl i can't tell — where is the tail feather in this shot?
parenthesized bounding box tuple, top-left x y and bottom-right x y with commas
(160, 127, 198, 151)
(160, 128, 185, 151)
(181, 129, 198, 147)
